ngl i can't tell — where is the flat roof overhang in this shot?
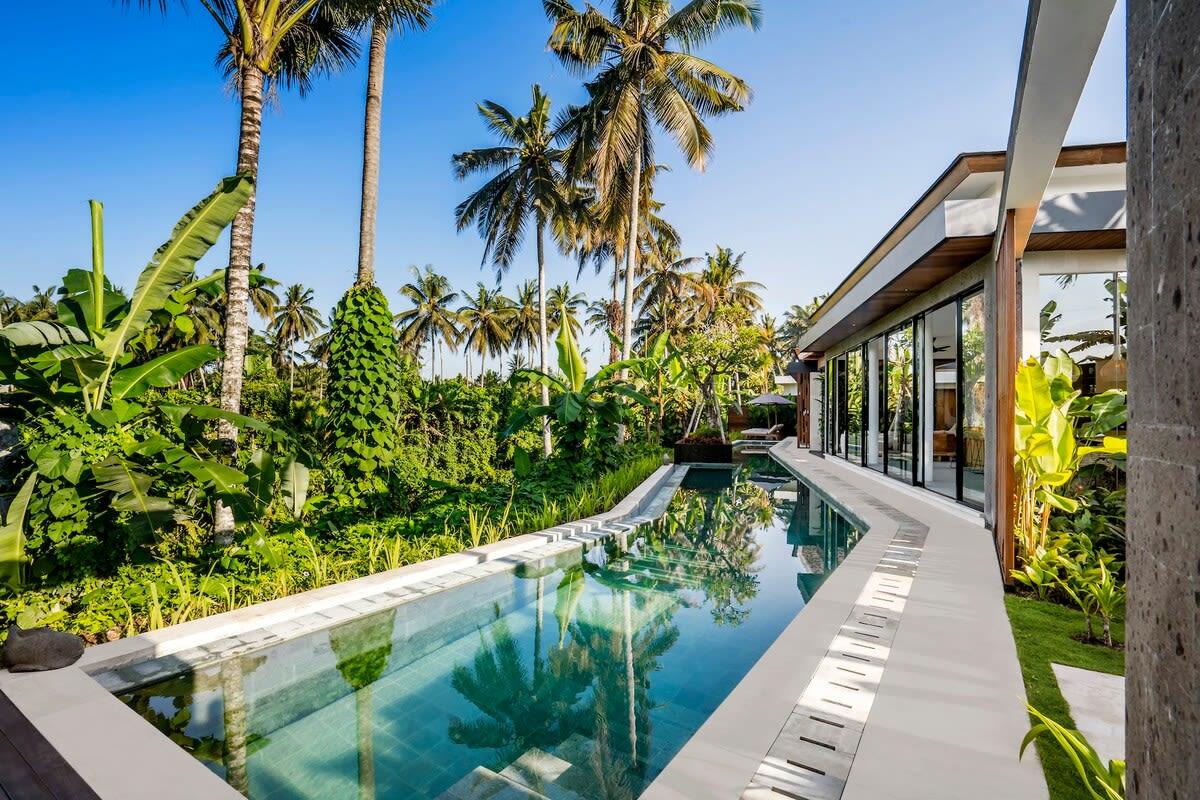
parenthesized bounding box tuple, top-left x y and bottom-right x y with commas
(802, 225, 1125, 353)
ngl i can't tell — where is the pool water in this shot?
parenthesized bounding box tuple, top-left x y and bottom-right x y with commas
(120, 461, 862, 800)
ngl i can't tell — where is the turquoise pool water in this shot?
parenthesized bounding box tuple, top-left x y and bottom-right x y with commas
(120, 461, 862, 800)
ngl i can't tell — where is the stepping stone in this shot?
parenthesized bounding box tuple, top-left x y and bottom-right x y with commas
(1051, 663, 1125, 766)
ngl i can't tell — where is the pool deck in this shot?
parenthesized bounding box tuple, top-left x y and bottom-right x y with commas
(643, 438, 1046, 800)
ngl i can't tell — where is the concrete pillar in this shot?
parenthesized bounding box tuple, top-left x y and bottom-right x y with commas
(1126, 2, 1200, 794)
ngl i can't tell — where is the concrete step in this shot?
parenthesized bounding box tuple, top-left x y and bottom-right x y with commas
(438, 766, 550, 800)
(499, 747, 588, 800)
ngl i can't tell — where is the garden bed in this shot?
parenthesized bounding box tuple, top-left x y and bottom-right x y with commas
(1005, 594, 1125, 800)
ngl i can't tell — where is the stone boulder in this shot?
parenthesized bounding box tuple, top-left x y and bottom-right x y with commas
(2, 626, 85, 672)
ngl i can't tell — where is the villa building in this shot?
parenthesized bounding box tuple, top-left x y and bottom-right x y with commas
(791, 141, 1127, 573)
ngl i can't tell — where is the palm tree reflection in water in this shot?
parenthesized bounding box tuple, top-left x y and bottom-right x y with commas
(330, 609, 397, 800)
(449, 476, 772, 798)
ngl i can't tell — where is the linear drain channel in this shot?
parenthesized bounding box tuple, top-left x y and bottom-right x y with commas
(743, 500, 929, 800)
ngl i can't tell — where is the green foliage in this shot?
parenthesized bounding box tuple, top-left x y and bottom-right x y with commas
(1005, 595, 1124, 800)
(506, 321, 651, 455)
(1021, 704, 1125, 799)
(1014, 352, 1126, 562)
(324, 285, 407, 504)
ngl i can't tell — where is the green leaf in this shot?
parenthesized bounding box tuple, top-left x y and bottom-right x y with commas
(0, 321, 88, 348)
(92, 458, 173, 534)
(1015, 358, 1054, 425)
(245, 449, 276, 509)
(95, 176, 252, 380)
(555, 318, 587, 393)
(0, 473, 38, 590)
(109, 345, 219, 401)
(280, 457, 310, 519)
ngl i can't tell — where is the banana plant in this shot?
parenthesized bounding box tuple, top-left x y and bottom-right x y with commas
(0, 177, 252, 413)
(505, 311, 651, 452)
(1013, 351, 1126, 560)
(622, 331, 691, 441)
(0, 178, 309, 588)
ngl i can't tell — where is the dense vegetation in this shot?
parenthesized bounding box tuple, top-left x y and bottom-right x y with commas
(0, 2, 809, 644)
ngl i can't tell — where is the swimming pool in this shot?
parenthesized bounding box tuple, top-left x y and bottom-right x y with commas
(119, 461, 862, 799)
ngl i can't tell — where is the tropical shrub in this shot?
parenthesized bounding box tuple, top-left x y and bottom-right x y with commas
(1021, 703, 1125, 799)
(0, 178, 313, 587)
(323, 284, 408, 507)
(506, 315, 650, 459)
(1013, 351, 1126, 562)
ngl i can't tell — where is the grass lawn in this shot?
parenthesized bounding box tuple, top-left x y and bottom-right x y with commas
(1004, 593, 1125, 800)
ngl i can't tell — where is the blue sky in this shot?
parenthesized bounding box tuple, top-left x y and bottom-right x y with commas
(0, 1, 1125, 371)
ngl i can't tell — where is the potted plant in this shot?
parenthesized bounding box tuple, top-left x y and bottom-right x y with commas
(674, 426, 733, 464)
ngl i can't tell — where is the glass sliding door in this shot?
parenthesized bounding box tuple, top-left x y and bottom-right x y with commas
(867, 337, 885, 472)
(834, 354, 848, 458)
(885, 324, 917, 482)
(960, 290, 986, 507)
(846, 348, 864, 464)
(825, 360, 840, 457)
(924, 302, 958, 498)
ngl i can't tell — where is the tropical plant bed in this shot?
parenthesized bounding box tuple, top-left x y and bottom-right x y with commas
(673, 440, 733, 464)
(2, 449, 664, 645)
(1005, 593, 1125, 800)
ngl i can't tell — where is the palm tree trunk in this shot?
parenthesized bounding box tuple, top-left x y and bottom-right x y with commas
(289, 341, 296, 395)
(622, 145, 642, 373)
(536, 219, 552, 456)
(356, 685, 376, 800)
(428, 327, 435, 382)
(623, 591, 638, 768)
(356, 20, 388, 287)
(215, 62, 265, 543)
(219, 658, 250, 794)
(609, 257, 621, 364)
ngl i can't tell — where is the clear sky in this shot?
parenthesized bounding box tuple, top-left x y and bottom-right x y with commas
(0, 1, 1125, 372)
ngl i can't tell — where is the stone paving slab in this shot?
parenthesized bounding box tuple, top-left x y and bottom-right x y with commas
(1052, 663, 1125, 766)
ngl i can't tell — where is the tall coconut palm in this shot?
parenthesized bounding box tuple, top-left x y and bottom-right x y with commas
(395, 265, 460, 380)
(351, 0, 436, 286)
(271, 284, 324, 393)
(509, 280, 541, 364)
(690, 246, 764, 322)
(133, 0, 360, 538)
(780, 296, 825, 352)
(453, 84, 572, 455)
(545, 0, 760, 364)
(547, 283, 586, 338)
(458, 283, 514, 379)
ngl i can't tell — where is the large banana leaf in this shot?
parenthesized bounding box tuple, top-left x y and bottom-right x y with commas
(1015, 358, 1054, 425)
(109, 344, 219, 401)
(0, 321, 89, 349)
(245, 449, 276, 509)
(555, 319, 587, 393)
(92, 458, 173, 534)
(0, 473, 37, 590)
(95, 176, 252, 368)
(280, 456, 310, 518)
(56, 267, 126, 339)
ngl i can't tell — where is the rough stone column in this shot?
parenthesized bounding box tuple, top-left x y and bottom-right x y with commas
(1126, 2, 1200, 795)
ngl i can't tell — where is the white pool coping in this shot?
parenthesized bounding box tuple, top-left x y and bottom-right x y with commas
(0, 462, 685, 800)
(642, 439, 1046, 800)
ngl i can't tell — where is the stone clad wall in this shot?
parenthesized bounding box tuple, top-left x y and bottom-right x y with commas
(1126, 1, 1200, 795)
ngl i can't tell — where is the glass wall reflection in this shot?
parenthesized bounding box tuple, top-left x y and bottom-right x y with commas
(885, 325, 916, 482)
(961, 291, 986, 507)
(846, 348, 864, 464)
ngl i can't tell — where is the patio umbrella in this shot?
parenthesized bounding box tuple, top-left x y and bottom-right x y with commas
(747, 392, 794, 427)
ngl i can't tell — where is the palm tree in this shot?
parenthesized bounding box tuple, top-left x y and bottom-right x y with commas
(271, 284, 324, 393)
(352, 1, 436, 286)
(453, 84, 572, 456)
(133, 0, 360, 539)
(330, 610, 397, 800)
(15, 285, 57, 322)
(690, 246, 764, 322)
(395, 265, 460, 380)
(780, 296, 825, 353)
(509, 280, 541, 365)
(458, 283, 514, 379)
(545, 0, 760, 363)
(547, 283, 586, 338)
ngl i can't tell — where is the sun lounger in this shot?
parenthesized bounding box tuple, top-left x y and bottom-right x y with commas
(738, 423, 784, 441)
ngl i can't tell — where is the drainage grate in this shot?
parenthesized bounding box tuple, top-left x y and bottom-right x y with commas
(742, 507, 929, 800)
